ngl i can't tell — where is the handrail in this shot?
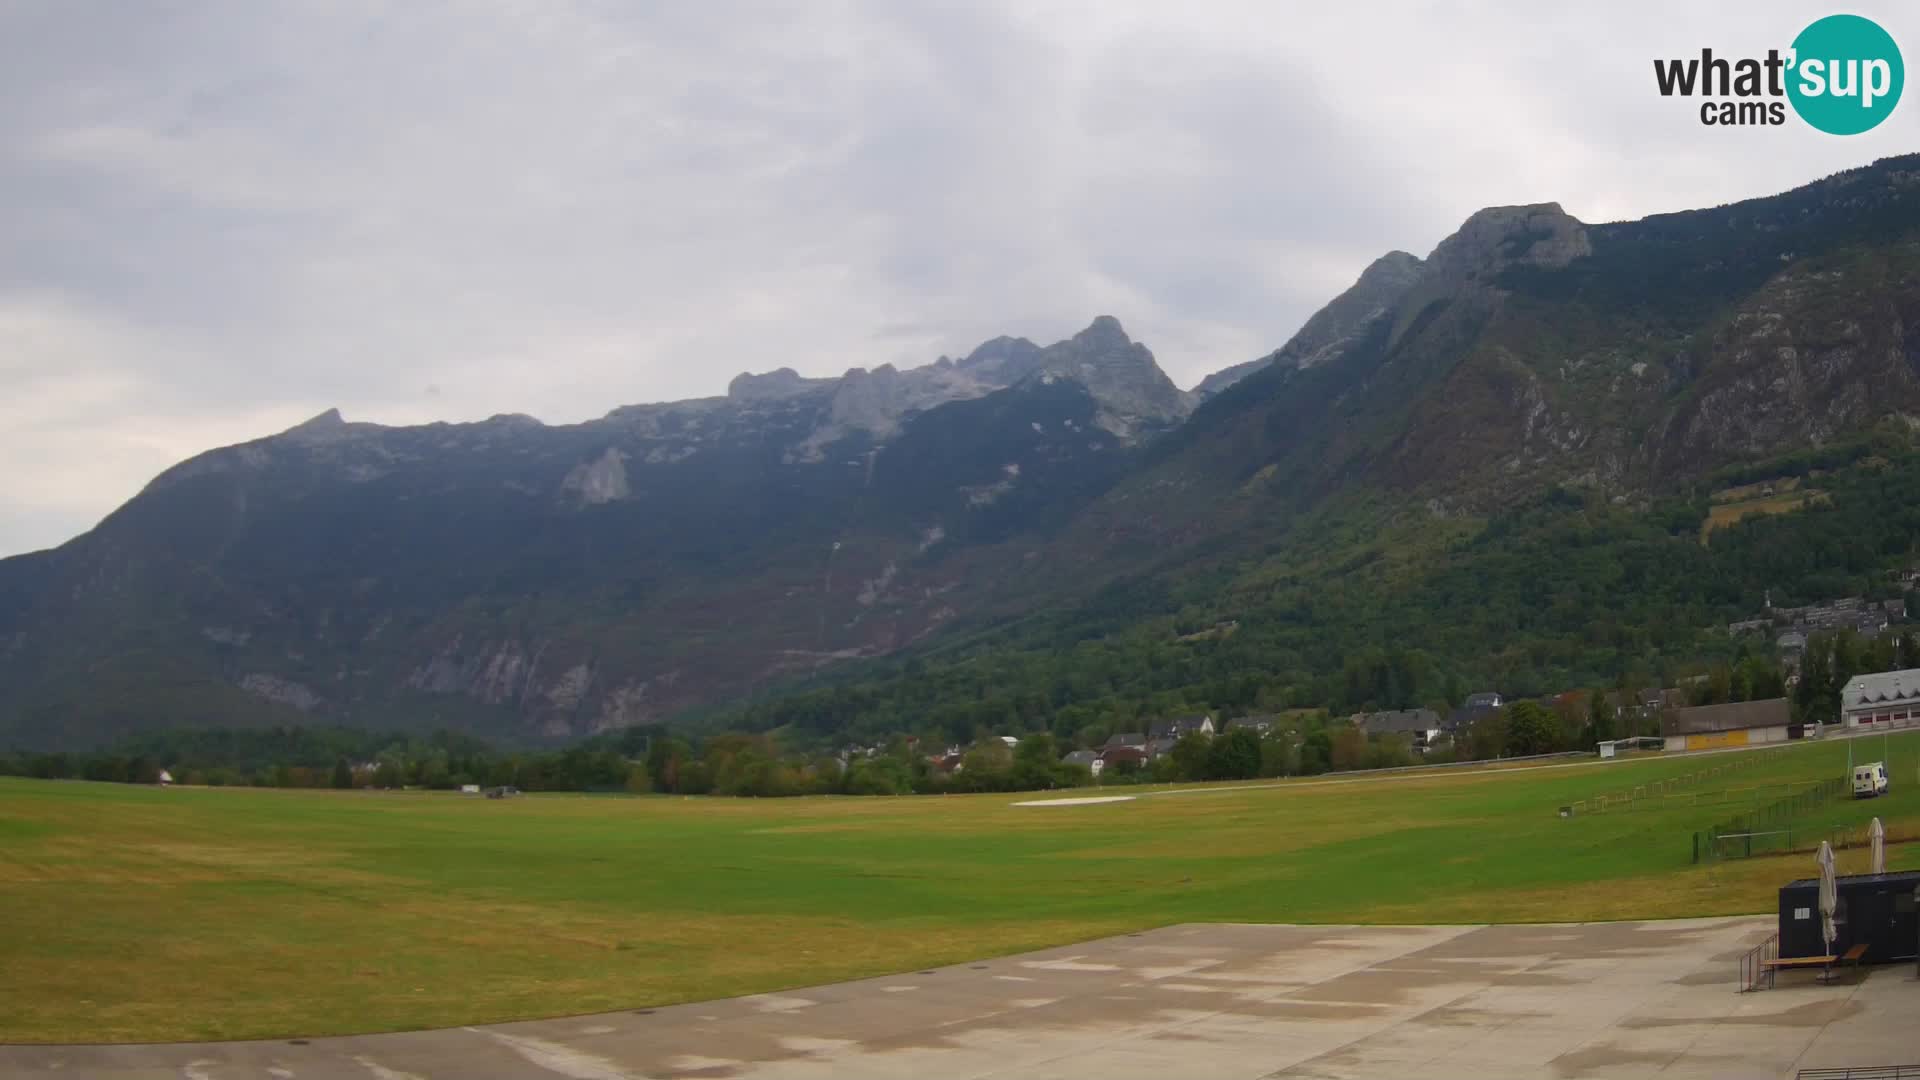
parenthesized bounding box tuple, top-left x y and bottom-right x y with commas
(1739, 931, 1779, 992)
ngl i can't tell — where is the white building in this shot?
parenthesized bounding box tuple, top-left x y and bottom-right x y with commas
(1840, 669, 1920, 731)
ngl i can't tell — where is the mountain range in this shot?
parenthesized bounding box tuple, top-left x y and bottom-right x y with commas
(6, 154, 1920, 749)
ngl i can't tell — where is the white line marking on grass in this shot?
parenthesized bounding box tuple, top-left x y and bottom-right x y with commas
(1011, 795, 1138, 806)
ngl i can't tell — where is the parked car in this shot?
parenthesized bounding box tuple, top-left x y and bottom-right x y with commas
(1852, 761, 1890, 798)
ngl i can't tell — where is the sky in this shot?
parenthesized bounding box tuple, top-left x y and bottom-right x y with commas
(3, 1, 1917, 556)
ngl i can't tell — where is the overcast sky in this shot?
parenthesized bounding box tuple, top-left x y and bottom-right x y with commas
(3, 1, 1916, 556)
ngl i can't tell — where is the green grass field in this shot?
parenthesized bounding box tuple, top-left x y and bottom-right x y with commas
(3, 734, 1918, 1043)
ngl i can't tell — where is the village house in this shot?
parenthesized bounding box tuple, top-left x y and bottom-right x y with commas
(1446, 692, 1504, 736)
(1731, 594, 1904, 645)
(1098, 745, 1149, 770)
(1104, 732, 1147, 750)
(1599, 688, 1683, 733)
(1354, 708, 1445, 752)
(1148, 715, 1215, 740)
(1062, 750, 1104, 777)
(1224, 715, 1277, 736)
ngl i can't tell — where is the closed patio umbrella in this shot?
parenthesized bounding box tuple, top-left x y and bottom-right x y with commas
(1869, 817, 1886, 875)
(1817, 840, 1838, 954)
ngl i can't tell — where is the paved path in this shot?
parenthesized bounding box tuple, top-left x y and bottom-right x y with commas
(3, 917, 1914, 1079)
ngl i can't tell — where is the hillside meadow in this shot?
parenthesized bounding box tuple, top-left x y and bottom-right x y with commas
(2, 733, 1916, 1043)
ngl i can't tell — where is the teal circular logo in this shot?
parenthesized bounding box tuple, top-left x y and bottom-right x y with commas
(1787, 14, 1904, 135)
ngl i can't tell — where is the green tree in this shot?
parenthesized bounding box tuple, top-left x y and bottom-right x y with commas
(845, 756, 912, 795)
(330, 758, 354, 789)
(1167, 734, 1213, 781)
(376, 756, 408, 789)
(1009, 734, 1060, 790)
(1898, 630, 1920, 670)
(954, 739, 1013, 792)
(1467, 710, 1509, 760)
(1329, 726, 1368, 771)
(1505, 700, 1559, 756)
(1362, 733, 1415, 770)
(1587, 690, 1615, 747)
(624, 764, 652, 794)
(1258, 735, 1295, 778)
(647, 736, 692, 793)
(1205, 729, 1262, 780)
(1298, 731, 1333, 775)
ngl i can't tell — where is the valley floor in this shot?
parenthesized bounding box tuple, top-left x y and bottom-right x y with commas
(1, 734, 1915, 1043)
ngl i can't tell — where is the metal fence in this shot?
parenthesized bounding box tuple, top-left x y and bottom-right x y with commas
(1797, 1068, 1920, 1079)
(1692, 775, 1849, 863)
(1565, 749, 1776, 817)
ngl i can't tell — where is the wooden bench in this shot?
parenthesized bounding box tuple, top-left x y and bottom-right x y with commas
(1836, 943, 1869, 980)
(1762, 954, 1837, 988)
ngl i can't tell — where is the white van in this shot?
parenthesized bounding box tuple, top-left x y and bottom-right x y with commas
(1852, 761, 1890, 798)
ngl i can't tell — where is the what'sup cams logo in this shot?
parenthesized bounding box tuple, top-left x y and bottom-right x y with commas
(1654, 14, 1903, 134)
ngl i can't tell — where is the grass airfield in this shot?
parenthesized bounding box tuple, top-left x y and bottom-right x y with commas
(2, 734, 1915, 1043)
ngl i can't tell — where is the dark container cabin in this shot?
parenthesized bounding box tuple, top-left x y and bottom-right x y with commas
(1778, 869, 1920, 962)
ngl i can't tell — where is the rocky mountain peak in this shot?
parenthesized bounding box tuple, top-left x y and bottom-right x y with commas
(288, 407, 344, 432)
(957, 336, 1043, 379)
(1072, 314, 1134, 350)
(727, 367, 822, 402)
(1034, 317, 1190, 435)
(278, 408, 356, 445)
(1426, 202, 1591, 280)
(1357, 250, 1425, 288)
(1192, 250, 1431, 401)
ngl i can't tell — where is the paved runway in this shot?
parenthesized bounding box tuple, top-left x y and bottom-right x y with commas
(4, 917, 1915, 1079)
